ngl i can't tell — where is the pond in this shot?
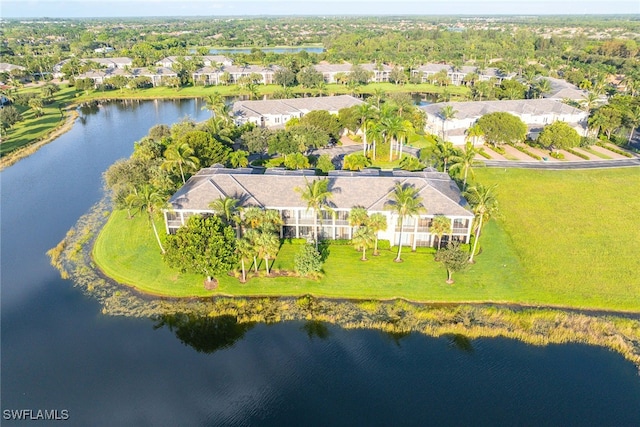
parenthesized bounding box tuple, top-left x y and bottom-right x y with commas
(1, 99, 639, 426)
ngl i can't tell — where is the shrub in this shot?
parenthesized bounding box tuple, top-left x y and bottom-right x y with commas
(294, 244, 323, 276)
(377, 239, 391, 250)
(566, 148, 589, 160)
(488, 144, 506, 154)
(549, 151, 565, 160)
(596, 142, 633, 158)
(513, 144, 542, 160)
(477, 149, 492, 159)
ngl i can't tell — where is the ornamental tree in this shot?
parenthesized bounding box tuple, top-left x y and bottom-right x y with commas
(434, 242, 470, 284)
(476, 112, 527, 146)
(537, 121, 581, 151)
(164, 214, 237, 282)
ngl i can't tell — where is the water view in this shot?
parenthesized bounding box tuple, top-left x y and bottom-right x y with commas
(2, 100, 639, 426)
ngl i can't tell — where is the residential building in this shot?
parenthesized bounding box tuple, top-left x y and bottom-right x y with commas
(83, 57, 133, 69)
(540, 76, 589, 101)
(411, 63, 514, 86)
(156, 55, 233, 69)
(232, 95, 363, 127)
(0, 63, 27, 73)
(192, 64, 280, 86)
(76, 67, 177, 87)
(164, 165, 474, 249)
(421, 99, 589, 144)
(311, 62, 395, 83)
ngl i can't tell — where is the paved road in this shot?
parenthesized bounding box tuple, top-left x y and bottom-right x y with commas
(482, 158, 640, 169)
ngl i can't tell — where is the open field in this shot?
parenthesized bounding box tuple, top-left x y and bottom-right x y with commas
(93, 166, 640, 311)
(473, 167, 640, 311)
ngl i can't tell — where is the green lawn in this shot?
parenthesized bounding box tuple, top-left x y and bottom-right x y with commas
(94, 209, 522, 301)
(474, 167, 640, 311)
(93, 167, 640, 312)
(1, 86, 77, 156)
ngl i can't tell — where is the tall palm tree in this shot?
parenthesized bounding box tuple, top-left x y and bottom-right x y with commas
(257, 231, 280, 275)
(126, 185, 167, 254)
(356, 102, 376, 156)
(352, 226, 375, 261)
(435, 140, 456, 173)
(465, 124, 484, 147)
(449, 142, 482, 189)
(368, 212, 388, 256)
(366, 122, 385, 161)
(380, 114, 404, 161)
(440, 105, 457, 141)
(209, 196, 241, 237)
(464, 184, 499, 263)
(534, 78, 552, 98)
(384, 183, 425, 262)
(430, 215, 452, 249)
(295, 178, 333, 250)
(349, 206, 369, 230)
(162, 142, 199, 184)
(236, 237, 253, 282)
(202, 92, 225, 118)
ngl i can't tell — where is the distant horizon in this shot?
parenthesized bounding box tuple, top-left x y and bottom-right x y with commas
(3, 1, 639, 19)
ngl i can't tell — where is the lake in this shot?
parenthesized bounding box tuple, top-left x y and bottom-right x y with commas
(1, 99, 639, 426)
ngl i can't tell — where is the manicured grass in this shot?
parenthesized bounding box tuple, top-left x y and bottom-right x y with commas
(1, 86, 77, 156)
(94, 167, 640, 312)
(474, 167, 640, 311)
(94, 209, 523, 301)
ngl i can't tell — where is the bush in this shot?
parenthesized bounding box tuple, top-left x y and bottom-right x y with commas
(477, 149, 492, 159)
(377, 239, 391, 250)
(549, 151, 565, 160)
(488, 144, 506, 155)
(566, 148, 589, 160)
(513, 144, 542, 160)
(596, 142, 633, 158)
(294, 244, 323, 276)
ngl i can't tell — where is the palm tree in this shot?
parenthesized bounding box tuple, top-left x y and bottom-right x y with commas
(202, 92, 225, 118)
(243, 228, 261, 272)
(228, 150, 249, 168)
(371, 87, 386, 108)
(368, 213, 388, 256)
(349, 206, 369, 230)
(380, 114, 403, 161)
(366, 122, 385, 161)
(352, 226, 375, 261)
(430, 215, 452, 249)
(295, 178, 333, 250)
(384, 183, 425, 262)
(625, 108, 640, 145)
(343, 153, 371, 171)
(209, 196, 241, 237)
(356, 103, 375, 156)
(534, 78, 552, 98)
(435, 139, 456, 173)
(465, 124, 484, 147)
(440, 105, 457, 141)
(449, 142, 482, 189)
(126, 185, 167, 254)
(257, 231, 280, 275)
(162, 142, 199, 184)
(236, 237, 253, 282)
(464, 184, 499, 263)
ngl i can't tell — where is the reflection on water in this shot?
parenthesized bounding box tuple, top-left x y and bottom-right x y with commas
(154, 314, 255, 354)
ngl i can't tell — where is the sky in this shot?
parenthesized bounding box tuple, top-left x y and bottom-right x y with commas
(2, 0, 639, 18)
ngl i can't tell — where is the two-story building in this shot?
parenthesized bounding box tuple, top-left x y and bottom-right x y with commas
(164, 166, 474, 249)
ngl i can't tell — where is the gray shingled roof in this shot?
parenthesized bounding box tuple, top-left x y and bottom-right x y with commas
(169, 166, 473, 218)
(232, 95, 363, 119)
(421, 99, 584, 120)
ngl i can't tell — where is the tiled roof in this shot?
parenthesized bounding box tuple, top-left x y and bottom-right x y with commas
(169, 166, 473, 218)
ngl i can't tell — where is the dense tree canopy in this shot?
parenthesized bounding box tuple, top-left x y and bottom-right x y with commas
(537, 121, 581, 150)
(477, 112, 527, 146)
(164, 214, 237, 280)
